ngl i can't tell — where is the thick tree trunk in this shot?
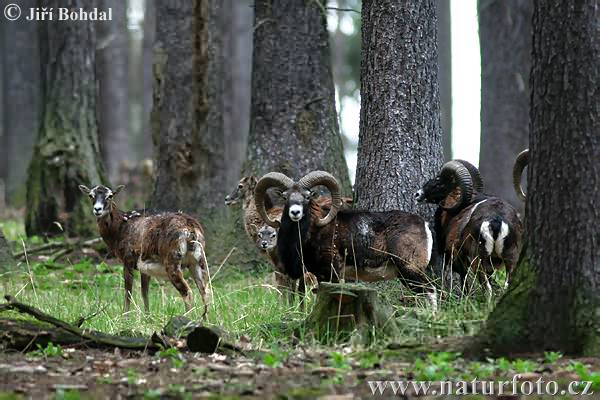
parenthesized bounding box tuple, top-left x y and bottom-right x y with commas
(26, 0, 105, 237)
(354, 1, 443, 217)
(438, 0, 452, 161)
(481, 0, 600, 355)
(97, 0, 130, 183)
(478, 0, 531, 211)
(2, 0, 41, 205)
(0, 15, 5, 208)
(244, 0, 351, 192)
(221, 0, 253, 186)
(141, 0, 156, 160)
(151, 0, 225, 212)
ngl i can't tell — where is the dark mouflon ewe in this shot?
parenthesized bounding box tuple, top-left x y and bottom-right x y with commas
(254, 171, 438, 309)
(415, 160, 523, 296)
(79, 184, 210, 315)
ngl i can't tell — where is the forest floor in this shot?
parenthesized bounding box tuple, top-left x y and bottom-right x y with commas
(1, 218, 600, 399)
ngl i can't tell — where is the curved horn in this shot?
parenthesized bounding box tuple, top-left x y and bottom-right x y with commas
(455, 159, 484, 193)
(512, 149, 529, 202)
(298, 171, 341, 227)
(439, 161, 473, 211)
(254, 172, 294, 228)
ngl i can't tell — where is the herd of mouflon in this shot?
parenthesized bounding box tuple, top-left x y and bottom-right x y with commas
(80, 149, 530, 316)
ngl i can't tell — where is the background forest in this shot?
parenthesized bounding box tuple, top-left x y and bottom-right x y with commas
(0, 0, 598, 399)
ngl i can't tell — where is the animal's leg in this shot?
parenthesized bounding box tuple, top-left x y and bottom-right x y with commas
(297, 278, 306, 311)
(189, 262, 208, 319)
(477, 264, 493, 302)
(141, 273, 151, 313)
(166, 263, 193, 312)
(123, 264, 134, 314)
(504, 261, 515, 289)
(274, 271, 293, 304)
(398, 266, 437, 312)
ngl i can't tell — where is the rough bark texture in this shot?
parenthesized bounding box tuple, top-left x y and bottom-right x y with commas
(151, 0, 225, 212)
(0, 230, 15, 270)
(478, 0, 531, 211)
(244, 0, 351, 192)
(141, 0, 156, 160)
(355, 1, 443, 217)
(222, 0, 253, 186)
(437, 0, 452, 161)
(97, 0, 130, 183)
(306, 282, 401, 344)
(482, 0, 600, 355)
(26, 0, 105, 237)
(2, 0, 41, 205)
(0, 15, 4, 208)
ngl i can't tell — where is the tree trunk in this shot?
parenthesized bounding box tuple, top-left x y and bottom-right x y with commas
(306, 282, 401, 344)
(151, 0, 225, 212)
(354, 0, 443, 217)
(221, 0, 253, 186)
(141, 0, 156, 160)
(0, 230, 15, 270)
(2, 0, 41, 205)
(0, 15, 5, 208)
(97, 0, 130, 183)
(26, 0, 105, 238)
(438, 0, 452, 161)
(478, 0, 531, 211)
(481, 0, 600, 355)
(244, 0, 351, 192)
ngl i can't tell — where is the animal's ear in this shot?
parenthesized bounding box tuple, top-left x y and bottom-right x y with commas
(113, 185, 126, 196)
(249, 176, 258, 187)
(79, 185, 91, 195)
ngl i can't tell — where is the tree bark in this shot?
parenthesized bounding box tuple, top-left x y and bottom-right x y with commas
(437, 0, 452, 161)
(2, 0, 41, 205)
(26, 0, 105, 237)
(97, 0, 130, 183)
(151, 0, 225, 213)
(478, 0, 531, 211)
(306, 282, 401, 344)
(481, 0, 600, 355)
(141, 0, 156, 160)
(354, 0, 443, 217)
(0, 230, 15, 270)
(244, 0, 351, 192)
(221, 0, 253, 186)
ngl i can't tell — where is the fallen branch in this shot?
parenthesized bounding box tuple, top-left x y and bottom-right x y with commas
(2, 295, 160, 350)
(13, 238, 104, 260)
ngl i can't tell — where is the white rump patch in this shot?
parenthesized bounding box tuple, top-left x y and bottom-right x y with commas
(480, 220, 510, 257)
(138, 260, 168, 279)
(480, 221, 495, 256)
(495, 222, 509, 255)
(424, 222, 433, 264)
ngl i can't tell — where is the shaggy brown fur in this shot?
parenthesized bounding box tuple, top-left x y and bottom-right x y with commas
(80, 185, 209, 315)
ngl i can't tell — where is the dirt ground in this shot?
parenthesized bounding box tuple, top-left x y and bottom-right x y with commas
(2, 346, 600, 399)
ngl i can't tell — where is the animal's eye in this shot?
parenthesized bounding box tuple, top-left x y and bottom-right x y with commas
(271, 233, 276, 238)
(238, 184, 243, 189)
(89, 194, 94, 199)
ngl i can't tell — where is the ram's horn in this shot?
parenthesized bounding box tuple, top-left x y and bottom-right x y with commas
(254, 172, 294, 228)
(298, 171, 341, 227)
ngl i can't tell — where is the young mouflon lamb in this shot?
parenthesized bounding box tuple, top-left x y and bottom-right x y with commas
(79, 184, 209, 315)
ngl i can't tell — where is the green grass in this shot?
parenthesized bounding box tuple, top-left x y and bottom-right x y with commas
(0, 219, 508, 352)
